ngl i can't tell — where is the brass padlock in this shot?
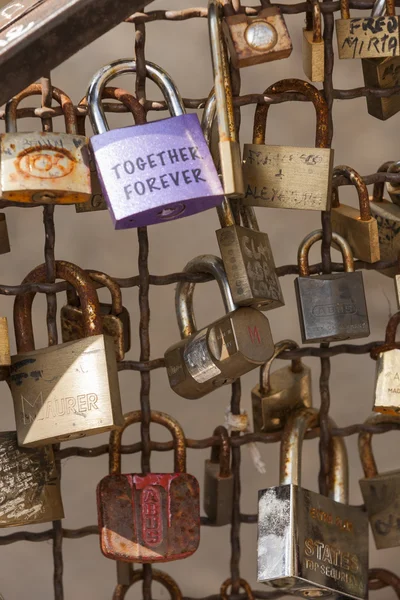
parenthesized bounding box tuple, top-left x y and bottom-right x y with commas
(164, 254, 274, 399)
(222, 4, 292, 68)
(371, 311, 400, 415)
(252, 339, 312, 433)
(0, 214, 10, 255)
(0, 432, 64, 527)
(208, 0, 244, 197)
(257, 406, 369, 599)
(303, 0, 324, 82)
(295, 230, 370, 343)
(359, 412, 400, 549)
(61, 270, 131, 361)
(8, 260, 123, 446)
(242, 79, 334, 211)
(0, 317, 10, 367)
(204, 426, 233, 526)
(331, 165, 380, 263)
(336, 0, 400, 60)
(1, 83, 91, 204)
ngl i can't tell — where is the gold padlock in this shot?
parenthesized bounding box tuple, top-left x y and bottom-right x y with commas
(331, 165, 380, 263)
(302, 0, 324, 82)
(0, 317, 10, 367)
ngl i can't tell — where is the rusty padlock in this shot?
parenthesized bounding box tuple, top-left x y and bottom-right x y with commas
(204, 426, 234, 526)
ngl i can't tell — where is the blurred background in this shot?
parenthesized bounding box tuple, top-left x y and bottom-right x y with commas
(0, 0, 399, 598)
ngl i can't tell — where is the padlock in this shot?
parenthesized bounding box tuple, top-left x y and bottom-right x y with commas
(303, 0, 324, 82)
(242, 79, 334, 211)
(0, 317, 10, 367)
(252, 339, 312, 433)
(331, 165, 380, 263)
(97, 410, 200, 563)
(222, 2, 292, 68)
(0, 214, 10, 255)
(336, 0, 400, 60)
(1, 83, 91, 204)
(8, 260, 123, 446)
(113, 567, 183, 600)
(75, 86, 147, 214)
(371, 311, 400, 415)
(87, 59, 223, 229)
(0, 431, 64, 527)
(164, 254, 274, 399)
(295, 230, 370, 343)
(257, 406, 369, 599)
(359, 412, 400, 549)
(204, 426, 234, 526)
(61, 270, 130, 361)
(208, 0, 244, 197)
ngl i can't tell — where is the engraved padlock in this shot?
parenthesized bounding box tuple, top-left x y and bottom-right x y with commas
(252, 339, 312, 433)
(371, 311, 400, 415)
(257, 406, 369, 599)
(164, 254, 274, 399)
(97, 410, 200, 563)
(8, 261, 123, 446)
(359, 411, 400, 549)
(336, 0, 400, 59)
(0, 214, 10, 255)
(204, 426, 234, 526)
(303, 0, 325, 82)
(331, 165, 380, 263)
(88, 59, 223, 228)
(242, 79, 334, 211)
(295, 230, 370, 343)
(61, 270, 130, 361)
(222, 1, 292, 68)
(1, 83, 90, 204)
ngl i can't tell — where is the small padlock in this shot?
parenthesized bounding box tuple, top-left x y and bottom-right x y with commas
(303, 0, 324, 82)
(371, 311, 400, 415)
(359, 411, 400, 549)
(252, 339, 312, 433)
(113, 567, 183, 600)
(61, 270, 130, 361)
(1, 83, 91, 204)
(222, 3, 292, 68)
(0, 431, 64, 527)
(0, 214, 10, 255)
(0, 317, 10, 366)
(208, 0, 244, 197)
(204, 426, 234, 526)
(164, 254, 274, 399)
(8, 261, 123, 447)
(88, 59, 223, 228)
(295, 229, 370, 343)
(258, 406, 369, 599)
(336, 0, 400, 60)
(97, 410, 200, 563)
(242, 79, 334, 211)
(331, 165, 380, 263)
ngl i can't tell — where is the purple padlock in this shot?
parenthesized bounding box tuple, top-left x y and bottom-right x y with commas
(87, 59, 224, 229)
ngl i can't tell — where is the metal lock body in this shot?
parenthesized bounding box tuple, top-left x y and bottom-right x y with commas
(1, 83, 90, 204)
(204, 426, 234, 526)
(222, 6, 292, 68)
(88, 59, 223, 229)
(336, 0, 400, 59)
(61, 269, 130, 361)
(359, 412, 400, 549)
(303, 0, 325, 82)
(258, 406, 369, 599)
(372, 311, 400, 414)
(252, 339, 312, 433)
(208, 0, 244, 197)
(164, 255, 274, 399)
(0, 317, 10, 367)
(97, 410, 200, 563)
(295, 230, 370, 343)
(0, 214, 10, 255)
(242, 79, 334, 211)
(8, 261, 123, 447)
(331, 165, 380, 263)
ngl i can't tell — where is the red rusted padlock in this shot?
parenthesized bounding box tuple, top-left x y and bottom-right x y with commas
(97, 410, 200, 563)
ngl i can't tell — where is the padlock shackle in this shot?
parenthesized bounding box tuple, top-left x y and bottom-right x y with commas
(280, 406, 349, 504)
(210, 426, 231, 477)
(298, 229, 355, 277)
(14, 261, 102, 353)
(368, 569, 400, 595)
(372, 161, 396, 202)
(341, 0, 395, 17)
(66, 270, 123, 317)
(358, 412, 400, 479)
(259, 339, 302, 394)
(332, 165, 372, 221)
(370, 311, 400, 358)
(5, 83, 78, 134)
(220, 579, 254, 600)
(87, 59, 185, 135)
(305, 0, 322, 43)
(109, 410, 187, 475)
(176, 254, 236, 339)
(113, 568, 183, 600)
(253, 79, 330, 148)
